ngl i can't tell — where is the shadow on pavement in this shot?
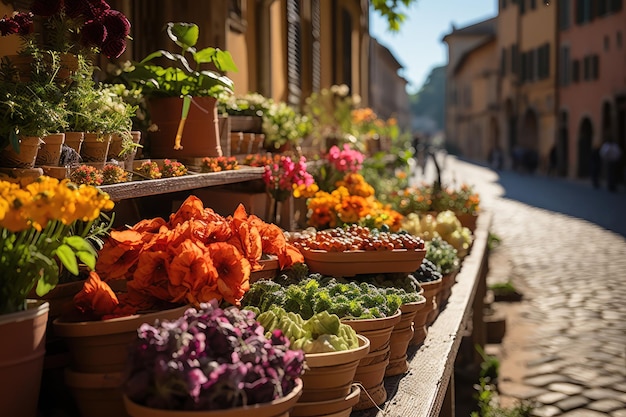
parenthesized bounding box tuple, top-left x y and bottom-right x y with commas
(495, 170, 626, 238)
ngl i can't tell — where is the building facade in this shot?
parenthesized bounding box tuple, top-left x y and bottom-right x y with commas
(443, 0, 625, 180)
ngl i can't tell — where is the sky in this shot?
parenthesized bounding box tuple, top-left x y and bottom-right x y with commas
(369, 0, 498, 94)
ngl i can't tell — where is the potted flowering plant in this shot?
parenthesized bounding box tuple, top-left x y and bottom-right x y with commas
(123, 22, 238, 159)
(122, 300, 304, 416)
(0, 175, 114, 417)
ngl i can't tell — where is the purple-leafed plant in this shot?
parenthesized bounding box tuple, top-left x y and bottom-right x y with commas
(123, 299, 304, 411)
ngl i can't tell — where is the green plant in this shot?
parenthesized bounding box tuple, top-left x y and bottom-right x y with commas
(262, 100, 312, 150)
(125, 22, 237, 99)
(0, 176, 114, 315)
(425, 236, 460, 275)
(471, 377, 534, 417)
(488, 232, 502, 250)
(0, 75, 68, 151)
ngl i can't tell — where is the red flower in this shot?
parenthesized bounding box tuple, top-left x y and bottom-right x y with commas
(101, 9, 130, 38)
(82, 19, 107, 47)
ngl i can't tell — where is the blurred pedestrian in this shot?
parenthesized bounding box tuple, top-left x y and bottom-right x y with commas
(590, 145, 602, 189)
(600, 140, 622, 192)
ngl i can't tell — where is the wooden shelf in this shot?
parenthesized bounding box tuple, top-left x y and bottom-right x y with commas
(352, 211, 492, 417)
(98, 166, 264, 201)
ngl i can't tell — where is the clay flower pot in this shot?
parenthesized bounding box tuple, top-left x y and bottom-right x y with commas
(0, 136, 42, 168)
(36, 133, 65, 167)
(80, 133, 112, 169)
(291, 384, 361, 417)
(386, 298, 427, 376)
(299, 334, 370, 403)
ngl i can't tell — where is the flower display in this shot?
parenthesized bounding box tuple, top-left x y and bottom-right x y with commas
(388, 182, 480, 216)
(0, 0, 130, 58)
(306, 172, 403, 231)
(101, 163, 130, 184)
(200, 156, 238, 173)
(123, 300, 304, 411)
(134, 160, 161, 179)
(70, 164, 103, 186)
(162, 159, 188, 177)
(311, 144, 364, 193)
(73, 196, 304, 319)
(262, 154, 314, 203)
(0, 176, 114, 314)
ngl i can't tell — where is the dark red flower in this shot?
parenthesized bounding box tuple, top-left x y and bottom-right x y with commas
(81, 19, 107, 47)
(11, 12, 33, 35)
(30, 0, 62, 17)
(101, 37, 126, 58)
(0, 16, 20, 36)
(82, 0, 111, 20)
(100, 9, 130, 38)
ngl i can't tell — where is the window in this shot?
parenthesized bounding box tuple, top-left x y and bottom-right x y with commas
(575, 0, 594, 24)
(538, 43, 550, 79)
(501, 48, 508, 75)
(527, 49, 536, 81)
(511, 44, 519, 76)
(583, 55, 591, 80)
(598, 0, 609, 15)
(592, 55, 599, 80)
(610, 0, 623, 12)
(572, 59, 580, 82)
(520, 0, 526, 14)
(559, 0, 571, 30)
(501, 0, 508, 9)
(521, 52, 527, 82)
(560, 45, 571, 85)
(530, 0, 537, 9)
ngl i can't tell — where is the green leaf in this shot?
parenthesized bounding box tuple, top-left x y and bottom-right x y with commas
(55, 244, 79, 276)
(64, 236, 96, 253)
(76, 250, 96, 270)
(193, 47, 218, 65)
(167, 22, 199, 50)
(213, 49, 238, 72)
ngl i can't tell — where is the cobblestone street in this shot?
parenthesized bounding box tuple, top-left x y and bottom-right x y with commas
(415, 153, 626, 416)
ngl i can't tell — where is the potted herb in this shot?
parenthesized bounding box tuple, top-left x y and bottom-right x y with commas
(0, 76, 68, 168)
(122, 300, 304, 416)
(124, 22, 238, 159)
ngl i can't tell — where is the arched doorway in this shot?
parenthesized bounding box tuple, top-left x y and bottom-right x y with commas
(520, 108, 539, 151)
(557, 110, 569, 176)
(577, 117, 593, 178)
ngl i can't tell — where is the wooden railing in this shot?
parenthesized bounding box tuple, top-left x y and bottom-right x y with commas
(353, 210, 491, 417)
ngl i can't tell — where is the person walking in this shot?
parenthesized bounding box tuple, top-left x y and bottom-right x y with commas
(590, 145, 602, 189)
(600, 139, 623, 192)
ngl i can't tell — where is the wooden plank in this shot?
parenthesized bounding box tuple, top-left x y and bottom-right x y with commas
(352, 210, 492, 417)
(98, 167, 265, 201)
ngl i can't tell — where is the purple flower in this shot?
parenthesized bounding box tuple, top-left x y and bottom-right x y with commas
(124, 300, 303, 411)
(100, 9, 130, 38)
(82, 0, 111, 20)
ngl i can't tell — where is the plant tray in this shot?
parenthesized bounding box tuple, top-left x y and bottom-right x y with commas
(301, 248, 426, 277)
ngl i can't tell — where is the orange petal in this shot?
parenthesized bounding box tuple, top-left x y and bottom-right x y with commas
(73, 271, 119, 317)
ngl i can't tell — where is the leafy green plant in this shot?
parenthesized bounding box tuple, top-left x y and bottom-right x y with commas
(125, 22, 237, 99)
(488, 232, 502, 250)
(471, 378, 534, 417)
(426, 236, 460, 275)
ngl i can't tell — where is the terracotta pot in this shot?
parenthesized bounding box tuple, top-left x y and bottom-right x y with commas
(53, 305, 189, 373)
(291, 384, 360, 417)
(81, 133, 112, 169)
(352, 381, 387, 412)
(456, 212, 478, 232)
(2, 53, 78, 82)
(351, 347, 390, 411)
(386, 299, 427, 377)
(36, 132, 65, 166)
(64, 132, 85, 155)
(438, 269, 459, 309)
(0, 136, 42, 168)
(0, 300, 49, 417)
(123, 378, 303, 417)
(65, 369, 128, 417)
(410, 301, 431, 347)
(148, 96, 222, 159)
(417, 278, 443, 326)
(342, 309, 402, 352)
(299, 335, 369, 403)
(229, 115, 264, 133)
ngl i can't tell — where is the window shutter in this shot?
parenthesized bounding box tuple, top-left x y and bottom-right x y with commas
(287, 0, 303, 106)
(311, 0, 321, 93)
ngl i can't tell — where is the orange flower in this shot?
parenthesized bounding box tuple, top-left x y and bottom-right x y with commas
(73, 272, 119, 317)
(254, 221, 304, 269)
(131, 217, 167, 234)
(169, 195, 207, 226)
(129, 251, 172, 301)
(227, 204, 262, 270)
(96, 229, 145, 281)
(167, 240, 218, 303)
(208, 242, 251, 306)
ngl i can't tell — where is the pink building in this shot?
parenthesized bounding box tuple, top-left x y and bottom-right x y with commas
(557, 0, 625, 179)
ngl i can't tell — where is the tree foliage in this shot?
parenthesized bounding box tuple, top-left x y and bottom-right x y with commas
(370, 0, 417, 32)
(409, 65, 446, 130)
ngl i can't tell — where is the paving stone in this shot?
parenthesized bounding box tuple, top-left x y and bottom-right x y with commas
(531, 405, 561, 417)
(527, 355, 562, 367)
(535, 391, 569, 404)
(611, 410, 626, 417)
(554, 395, 590, 411)
(588, 399, 625, 413)
(525, 374, 573, 388)
(589, 375, 626, 388)
(524, 362, 566, 377)
(498, 382, 547, 400)
(560, 409, 608, 417)
(583, 387, 625, 401)
(547, 382, 585, 396)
